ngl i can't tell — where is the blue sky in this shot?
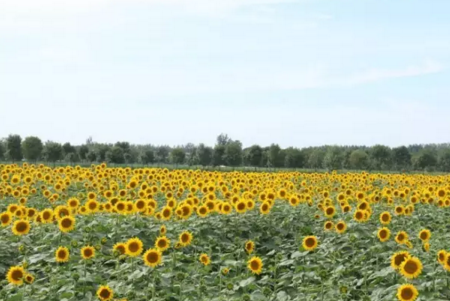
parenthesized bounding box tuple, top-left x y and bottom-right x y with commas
(1, 0, 449, 148)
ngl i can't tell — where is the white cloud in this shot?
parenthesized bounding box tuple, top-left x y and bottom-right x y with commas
(0, 0, 296, 14)
(338, 59, 444, 86)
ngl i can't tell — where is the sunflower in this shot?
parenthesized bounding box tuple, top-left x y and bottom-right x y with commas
(418, 229, 431, 242)
(126, 238, 144, 257)
(199, 253, 211, 266)
(178, 231, 193, 247)
(81, 246, 95, 260)
(335, 221, 347, 234)
(444, 253, 450, 272)
(395, 231, 408, 244)
(423, 242, 430, 252)
(160, 225, 167, 235)
(1, 212, 12, 226)
(353, 210, 366, 222)
(260, 202, 271, 215)
(113, 243, 126, 255)
(379, 211, 391, 225)
(221, 203, 233, 215)
(161, 206, 173, 221)
(6, 266, 25, 286)
(197, 206, 208, 218)
(247, 256, 263, 275)
(12, 220, 30, 236)
(55, 246, 70, 263)
(97, 285, 114, 301)
(245, 240, 255, 254)
(24, 273, 35, 284)
(324, 206, 336, 218)
(40, 208, 54, 223)
(302, 236, 318, 251)
(143, 248, 163, 268)
(324, 221, 334, 231)
(399, 257, 422, 279)
(397, 284, 418, 301)
(86, 199, 99, 213)
(155, 236, 170, 252)
(391, 251, 411, 270)
(235, 200, 247, 214)
(377, 227, 391, 242)
(222, 267, 230, 275)
(58, 216, 75, 233)
(438, 250, 447, 265)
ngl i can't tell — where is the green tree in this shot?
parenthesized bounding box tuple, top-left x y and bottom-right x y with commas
(412, 150, 437, 171)
(43, 141, 63, 163)
(224, 140, 243, 166)
(106, 146, 125, 164)
(196, 143, 213, 166)
(438, 149, 450, 172)
(308, 149, 326, 169)
(155, 146, 170, 163)
(0, 141, 4, 161)
(5, 134, 23, 162)
(349, 149, 369, 170)
(370, 145, 392, 170)
(245, 145, 263, 167)
(94, 144, 110, 162)
(216, 133, 231, 146)
(86, 151, 97, 162)
(62, 142, 76, 157)
(170, 148, 186, 165)
(115, 142, 131, 153)
(392, 146, 411, 170)
(284, 147, 305, 168)
(323, 146, 343, 170)
(22, 136, 43, 162)
(212, 145, 226, 166)
(78, 145, 89, 161)
(268, 144, 284, 167)
(65, 152, 79, 164)
(139, 149, 155, 165)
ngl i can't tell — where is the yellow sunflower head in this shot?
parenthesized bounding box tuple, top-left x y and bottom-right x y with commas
(125, 238, 144, 257)
(418, 229, 431, 242)
(245, 240, 255, 254)
(81, 246, 95, 260)
(396, 284, 418, 301)
(58, 216, 75, 233)
(390, 251, 411, 270)
(302, 236, 318, 251)
(199, 253, 211, 266)
(247, 256, 263, 275)
(377, 227, 391, 242)
(178, 231, 193, 247)
(12, 220, 31, 236)
(155, 236, 170, 252)
(55, 246, 70, 263)
(6, 266, 25, 286)
(143, 248, 163, 268)
(96, 285, 114, 301)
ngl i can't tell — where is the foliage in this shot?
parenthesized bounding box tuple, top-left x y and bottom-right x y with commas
(0, 164, 448, 301)
(5, 134, 23, 162)
(42, 141, 63, 163)
(1, 134, 449, 171)
(170, 148, 186, 165)
(22, 136, 43, 162)
(349, 149, 369, 170)
(105, 146, 125, 164)
(139, 149, 155, 165)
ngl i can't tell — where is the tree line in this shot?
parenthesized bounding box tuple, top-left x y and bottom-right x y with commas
(0, 134, 449, 171)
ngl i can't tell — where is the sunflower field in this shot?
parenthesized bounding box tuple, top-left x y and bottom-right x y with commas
(1, 163, 450, 301)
